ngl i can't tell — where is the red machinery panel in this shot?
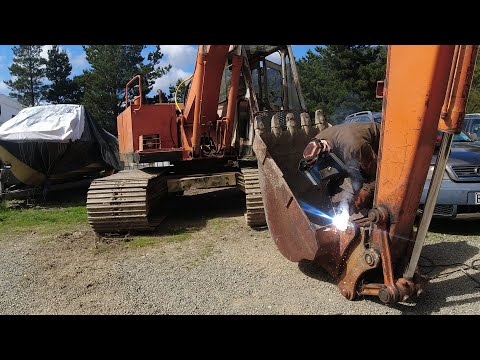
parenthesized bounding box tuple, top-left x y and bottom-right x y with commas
(117, 103, 179, 160)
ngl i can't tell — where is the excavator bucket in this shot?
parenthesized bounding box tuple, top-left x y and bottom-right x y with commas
(253, 110, 358, 279)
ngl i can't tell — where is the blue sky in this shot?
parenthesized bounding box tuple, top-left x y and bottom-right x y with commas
(0, 45, 317, 96)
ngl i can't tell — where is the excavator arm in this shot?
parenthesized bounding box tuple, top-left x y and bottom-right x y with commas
(177, 45, 308, 158)
(254, 45, 478, 303)
(366, 45, 478, 303)
(181, 45, 232, 156)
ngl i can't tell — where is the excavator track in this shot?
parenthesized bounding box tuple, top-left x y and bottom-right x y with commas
(240, 167, 267, 227)
(87, 169, 168, 233)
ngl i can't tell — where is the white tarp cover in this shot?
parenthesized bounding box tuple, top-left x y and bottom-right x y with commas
(0, 104, 85, 142)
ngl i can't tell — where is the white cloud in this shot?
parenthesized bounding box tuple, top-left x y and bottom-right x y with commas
(71, 52, 87, 75)
(0, 76, 17, 94)
(41, 45, 54, 59)
(160, 45, 197, 69)
(71, 52, 87, 68)
(266, 51, 281, 64)
(0, 81, 8, 94)
(149, 45, 198, 94)
(41, 45, 70, 60)
(152, 67, 192, 94)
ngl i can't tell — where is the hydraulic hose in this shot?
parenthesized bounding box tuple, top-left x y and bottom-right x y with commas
(175, 74, 193, 112)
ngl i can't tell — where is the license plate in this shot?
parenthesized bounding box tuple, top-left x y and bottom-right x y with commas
(476, 192, 480, 205)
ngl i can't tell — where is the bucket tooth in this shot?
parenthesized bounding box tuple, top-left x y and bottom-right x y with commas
(300, 112, 312, 135)
(271, 113, 282, 137)
(286, 112, 296, 136)
(315, 109, 331, 131)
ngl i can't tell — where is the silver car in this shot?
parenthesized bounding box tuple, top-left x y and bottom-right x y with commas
(463, 113, 480, 141)
(419, 131, 480, 218)
(344, 111, 480, 218)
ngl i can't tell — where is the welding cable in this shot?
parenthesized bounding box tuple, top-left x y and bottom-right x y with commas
(172, 75, 193, 147)
(175, 75, 194, 113)
(419, 255, 480, 285)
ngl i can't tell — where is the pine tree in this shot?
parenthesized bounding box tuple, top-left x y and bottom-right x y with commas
(297, 45, 387, 124)
(168, 78, 189, 103)
(466, 56, 480, 113)
(43, 45, 80, 104)
(5, 45, 46, 106)
(79, 45, 170, 133)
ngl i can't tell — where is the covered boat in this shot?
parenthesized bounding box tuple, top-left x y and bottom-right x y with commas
(0, 104, 121, 194)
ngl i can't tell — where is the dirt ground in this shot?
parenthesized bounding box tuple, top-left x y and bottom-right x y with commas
(1, 187, 479, 315)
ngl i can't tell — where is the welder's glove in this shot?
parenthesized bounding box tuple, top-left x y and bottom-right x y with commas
(349, 188, 373, 215)
(302, 139, 331, 166)
(351, 216, 372, 227)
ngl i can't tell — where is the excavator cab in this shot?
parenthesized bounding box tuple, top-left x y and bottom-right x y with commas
(225, 45, 309, 158)
(245, 45, 302, 112)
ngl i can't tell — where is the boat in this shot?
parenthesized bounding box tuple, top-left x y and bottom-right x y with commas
(0, 104, 121, 198)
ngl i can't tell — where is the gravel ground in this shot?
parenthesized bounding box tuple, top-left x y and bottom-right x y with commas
(1, 187, 479, 315)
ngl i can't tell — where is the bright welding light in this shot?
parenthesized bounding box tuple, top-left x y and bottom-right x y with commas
(299, 200, 333, 220)
(299, 200, 353, 232)
(331, 208, 350, 231)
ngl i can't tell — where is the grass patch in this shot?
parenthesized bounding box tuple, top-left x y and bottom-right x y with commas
(126, 227, 192, 249)
(0, 202, 88, 235)
(206, 217, 230, 231)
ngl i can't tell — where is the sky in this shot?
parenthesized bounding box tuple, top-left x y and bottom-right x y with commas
(0, 45, 317, 97)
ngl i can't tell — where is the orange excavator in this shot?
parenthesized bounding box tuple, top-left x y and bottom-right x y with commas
(87, 45, 478, 304)
(87, 45, 308, 231)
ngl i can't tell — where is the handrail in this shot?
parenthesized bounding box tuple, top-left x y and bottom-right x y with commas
(125, 75, 143, 111)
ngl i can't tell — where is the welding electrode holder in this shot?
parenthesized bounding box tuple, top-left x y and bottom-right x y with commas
(298, 152, 348, 186)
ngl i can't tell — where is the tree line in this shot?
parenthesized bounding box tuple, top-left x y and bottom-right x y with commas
(296, 45, 387, 124)
(5, 45, 172, 134)
(296, 45, 480, 123)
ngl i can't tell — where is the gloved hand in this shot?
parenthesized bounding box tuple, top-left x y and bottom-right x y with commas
(349, 188, 373, 215)
(302, 139, 331, 166)
(351, 216, 371, 227)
